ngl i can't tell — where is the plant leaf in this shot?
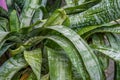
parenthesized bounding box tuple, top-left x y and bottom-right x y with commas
(10, 10, 20, 32)
(0, 17, 8, 31)
(69, 0, 120, 28)
(91, 45, 120, 62)
(20, 0, 41, 27)
(43, 9, 68, 27)
(41, 74, 49, 80)
(77, 23, 115, 35)
(46, 35, 89, 79)
(0, 31, 9, 49)
(24, 49, 42, 80)
(0, 31, 9, 43)
(45, 25, 104, 80)
(0, 54, 27, 80)
(47, 47, 72, 80)
(106, 33, 120, 80)
(81, 24, 120, 39)
(92, 34, 108, 70)
(65, 0, 101, 14)
(0, 43, 13, 57)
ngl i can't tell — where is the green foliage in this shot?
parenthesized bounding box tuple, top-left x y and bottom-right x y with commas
(24, 49, 42, 80)
(47, 47, 72, 80)
(1, 0, 120, 80)
(0, 54, 27, 80)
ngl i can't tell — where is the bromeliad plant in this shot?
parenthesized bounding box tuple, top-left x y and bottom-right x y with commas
(1, 0, 120, 80)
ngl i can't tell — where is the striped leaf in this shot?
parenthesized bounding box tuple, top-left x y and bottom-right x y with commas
(24, 49, 42, 80)
(0, 31, 9, 49)
(81, 24, 120, 39)
(69, 0, 120, 28)
(106, 34, 120, 80)
(91, 45, 120, 62)
(9, 10, 20, 32)
(47, 47, 72, 80)
(0, 17, 8, 31)
(43, 9, 67, 27)
(0, 54, 27, 80)
(20, 34, 89, 80)
(45, 25, 104, 80)
(46, 35, 89, 80)
(0, 43, 13, 57)
(77, 23, 115, 35)
(20, 0, 41, 27)
(92, 34, 108, 70)
(0, 31, 9, 43)
(65, 0, 101, 14)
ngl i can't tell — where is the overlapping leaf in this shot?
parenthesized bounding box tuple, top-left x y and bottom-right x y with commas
(24, 49, 42, 80)
(45, 35, 89, 79)
(0, 54, 27, 80)
(47, 47, 72, 80)
(44, 25, 104, 80)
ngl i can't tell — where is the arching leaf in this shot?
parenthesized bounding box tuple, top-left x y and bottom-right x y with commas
(46, 35, 89, 80)
(45, 25, 104, 80)
(92, 34, 108, 70)
(0, 54, 27, 80)
(47, 47, 72, 80)
(69, 0, 120, 29)
(24, 49, 42, 80)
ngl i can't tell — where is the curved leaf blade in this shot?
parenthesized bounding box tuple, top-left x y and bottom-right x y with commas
(10, 10, 20, 32)
(0, 31, 9, 43)
(92, 34, 108, 70)
(46, 35, 89, 80)
(0, 54, 27, 80)
(24, 49, 42, 80)
(106, 33, 120, 80)
(0, 43, 13, 57)
(46, 25, 104, 80)
(47, 47, 72, 80)
(91, 45, 120, 62)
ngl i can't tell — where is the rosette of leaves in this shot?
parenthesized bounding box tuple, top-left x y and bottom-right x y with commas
(1, 0, 120, 80)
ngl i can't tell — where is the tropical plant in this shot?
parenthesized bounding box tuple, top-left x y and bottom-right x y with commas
(0, 0, 120, 80)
